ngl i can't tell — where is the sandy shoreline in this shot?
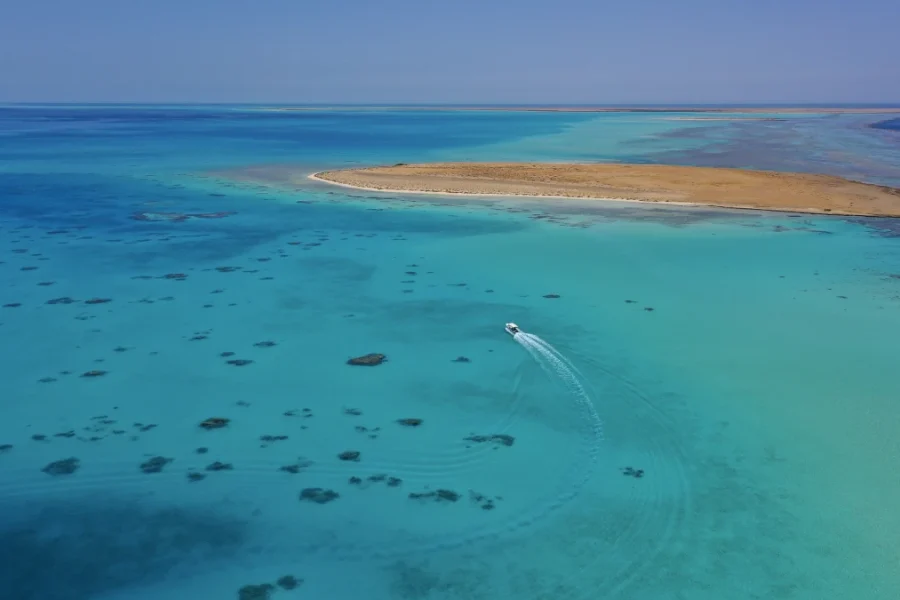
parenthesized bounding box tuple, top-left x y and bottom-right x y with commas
(307, 172, 672, 206)
(310, 163, 900, 217)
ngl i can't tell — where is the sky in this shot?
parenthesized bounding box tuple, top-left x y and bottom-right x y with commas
(1, 0, 898, 104)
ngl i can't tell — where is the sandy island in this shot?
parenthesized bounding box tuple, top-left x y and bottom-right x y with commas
(311, 163, 900, 217)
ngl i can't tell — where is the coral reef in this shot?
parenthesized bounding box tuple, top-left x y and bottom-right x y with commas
(199, 417, 229, 430)
(130, 211, 236, 222)
(206, 461, 233, 471)
(409, 489, 460, 502)
(227, 359, 253, 366)
(464, 434, 515, 447)
(299, 488, 340, 504)
(347, 353, 387, 366)
(42, 457, 80, 476)
(280, 459, 313, 474)
(80, 370, 108, 378)
(277, 575, 303, 590)
(622, 466, 645, 478)
(139, 456, 173, 474)
(238, 583, 275, 600)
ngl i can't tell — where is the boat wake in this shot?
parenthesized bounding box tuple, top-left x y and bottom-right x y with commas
(512, 328, 604, 475)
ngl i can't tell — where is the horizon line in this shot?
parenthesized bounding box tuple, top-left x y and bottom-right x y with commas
(3, 102, 900, 107)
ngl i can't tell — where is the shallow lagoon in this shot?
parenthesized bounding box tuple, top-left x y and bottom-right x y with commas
(1, 106, 899, 599)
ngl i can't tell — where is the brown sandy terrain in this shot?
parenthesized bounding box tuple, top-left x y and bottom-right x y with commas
(311, 163, 900, 217)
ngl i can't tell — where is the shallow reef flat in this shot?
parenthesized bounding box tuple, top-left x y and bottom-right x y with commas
(2, 105, 900, 600)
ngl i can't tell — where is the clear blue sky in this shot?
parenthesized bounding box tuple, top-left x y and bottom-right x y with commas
(2, 0, 898, 103)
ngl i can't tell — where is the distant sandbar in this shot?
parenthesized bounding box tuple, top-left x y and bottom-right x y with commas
(311, 163, 900, 217)
(265, 106, 900, 115)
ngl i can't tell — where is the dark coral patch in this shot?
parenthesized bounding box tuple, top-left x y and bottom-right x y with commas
(139, 456, 173, 474)
(465, 434, 515, 447)
(238, 584, 275, 600)
(227, 359, 253, 366)
(277, 576, 302, 590)
(42, 457, 80, 476)
(80, 370, 107, 378)
(131, 211, 235, 222)
(199, 417, 229, 430)
(206, 461, 233, 471)
(299, 488, 340, 504)
(347, 353, 386, 366)
(622, 466, 645, 478)
(409, 489, 460, 502)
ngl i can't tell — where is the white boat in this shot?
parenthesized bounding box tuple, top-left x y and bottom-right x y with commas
(505, 322, 521, 336)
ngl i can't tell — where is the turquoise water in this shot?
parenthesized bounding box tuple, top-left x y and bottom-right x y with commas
(1, 106, 900, 600)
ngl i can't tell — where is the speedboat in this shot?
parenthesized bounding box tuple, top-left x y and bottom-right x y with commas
(505, 322, 521, 336)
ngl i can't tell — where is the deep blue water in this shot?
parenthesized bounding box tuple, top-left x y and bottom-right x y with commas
(1, 106, 900, 600)
(871, 117, 900, 131)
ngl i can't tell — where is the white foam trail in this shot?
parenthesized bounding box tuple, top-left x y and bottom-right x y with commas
(513, 330, 604, 463)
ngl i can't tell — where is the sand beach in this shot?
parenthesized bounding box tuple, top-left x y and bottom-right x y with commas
(311, 162, 900, 217)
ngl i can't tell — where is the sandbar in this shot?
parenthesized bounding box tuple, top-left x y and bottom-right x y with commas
(311, 163, 900, 217)
(265, 106, 900, 115)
